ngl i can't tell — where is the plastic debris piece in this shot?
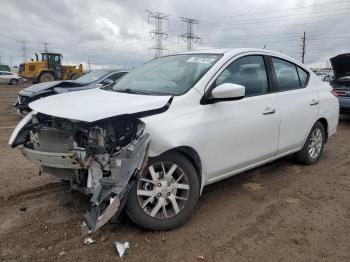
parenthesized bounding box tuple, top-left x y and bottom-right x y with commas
(115, 242, 130, 257)
(84, 237, 95, 245)
(197, 255, 205, 261)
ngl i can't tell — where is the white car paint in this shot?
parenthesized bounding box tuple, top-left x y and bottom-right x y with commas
(10, 48, 339, 191)
(0, 71, 21, 84)
(29, 88, 172, 122)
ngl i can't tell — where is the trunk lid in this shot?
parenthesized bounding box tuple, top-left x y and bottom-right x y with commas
(330, 53, 350, 80)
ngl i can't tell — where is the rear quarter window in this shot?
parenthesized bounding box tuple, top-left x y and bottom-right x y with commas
(271, 57, 309, 91)
(297, 67, 308, 87)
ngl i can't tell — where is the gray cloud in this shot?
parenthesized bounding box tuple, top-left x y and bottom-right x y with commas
(0, 0, 349, 69)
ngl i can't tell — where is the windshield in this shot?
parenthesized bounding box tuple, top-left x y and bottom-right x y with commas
(112, 54, 222, 95)
(75, 70, 109, 84)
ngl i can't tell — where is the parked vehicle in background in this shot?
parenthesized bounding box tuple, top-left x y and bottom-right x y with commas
(330, 53, 350, 115)
(0, 64, 11, 72)
(0, 71, 21, 85)
(315, 68, 333, 81)
(9, 49, 339, 231)
(322, 73, 334, 83)
(18, 52, 83, 83)
(15, 69, 128, 116)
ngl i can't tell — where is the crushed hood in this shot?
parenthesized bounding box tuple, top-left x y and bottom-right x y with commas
(29, 88, 172, 122)
(21, 81, 66, 94)
(20, 81, 87, 97)
(330, 53, 350, 80)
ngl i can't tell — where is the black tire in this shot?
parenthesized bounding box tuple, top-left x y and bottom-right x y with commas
(70, 74, 79, 80)
(126, 152, 200, 230)
(39, 72, 55, 83)
(295, 121, 325, 165)
(10, 79, 18, 85)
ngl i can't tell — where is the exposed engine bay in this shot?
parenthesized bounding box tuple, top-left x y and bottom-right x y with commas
(12, 112, 150, 232)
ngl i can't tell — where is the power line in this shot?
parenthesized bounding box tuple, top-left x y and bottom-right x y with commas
(178, 17, 200, 51)
(202, 0, 350, 20)
(200, 9, 350, 28)
(146, 9, 170, 58)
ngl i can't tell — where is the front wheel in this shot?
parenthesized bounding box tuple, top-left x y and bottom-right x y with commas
(295, 121, 325, 165)
(39, 72, 55, 83)
(126, 152, 200, 230)
(70, 74, 79, 80)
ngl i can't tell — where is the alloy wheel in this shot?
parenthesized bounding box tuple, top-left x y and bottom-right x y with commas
(308, 127, 323, 159)
(137, 161, 190, 219)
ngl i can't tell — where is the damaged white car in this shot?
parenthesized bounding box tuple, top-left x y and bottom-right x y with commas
(9, 49, 339, 231)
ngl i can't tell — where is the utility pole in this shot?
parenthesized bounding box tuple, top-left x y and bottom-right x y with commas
(87, 60, 91, 72)
(178, 17, 200, 51)
(41, 42, 50, 52)
(19, 40, 28, 62)
(10, 56, 13, 67)
(146, 9, 170, 58)
(0, 53, 2, 64)
(301, 31, 306, 64)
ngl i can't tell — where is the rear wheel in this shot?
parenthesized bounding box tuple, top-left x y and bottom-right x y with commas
(10, 79, 18, 85)
(70, 74, 79, 80)
(39, 72, 55, 83)
(126, 152, 200, 230)
(295, 121, 325, 165)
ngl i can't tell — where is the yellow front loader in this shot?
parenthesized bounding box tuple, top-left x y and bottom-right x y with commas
(19, 52, 83, 83)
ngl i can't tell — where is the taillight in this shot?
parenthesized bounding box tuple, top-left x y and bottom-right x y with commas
(331, 90, 339, 97)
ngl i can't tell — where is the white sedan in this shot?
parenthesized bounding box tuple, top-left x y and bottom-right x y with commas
(0, 71, 21, 85)
(9, 48, 339, 231)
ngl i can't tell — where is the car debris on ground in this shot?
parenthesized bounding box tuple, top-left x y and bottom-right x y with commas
(114, 241, 130, 257)
(83, 237, 95, 245)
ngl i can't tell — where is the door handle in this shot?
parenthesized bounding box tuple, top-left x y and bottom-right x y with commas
(262, 108, 276, 115)
(310, 99, 319, 106)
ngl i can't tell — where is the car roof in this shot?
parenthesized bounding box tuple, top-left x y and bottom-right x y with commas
(175, 48, 307, 70)
(176, 48, 289, 57)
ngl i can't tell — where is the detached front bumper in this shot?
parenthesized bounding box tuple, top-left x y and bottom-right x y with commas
(18, 133, 151, 233)
(19, 145, 85, 169)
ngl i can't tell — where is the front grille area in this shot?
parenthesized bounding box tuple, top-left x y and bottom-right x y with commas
(34, 128, 74, 153)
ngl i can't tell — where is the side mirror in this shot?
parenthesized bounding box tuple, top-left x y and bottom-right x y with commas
(99, 78, 114, 86)
(210, 83, 245, 101)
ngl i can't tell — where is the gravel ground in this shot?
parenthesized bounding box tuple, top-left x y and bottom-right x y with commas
(0, 84, 349, 262)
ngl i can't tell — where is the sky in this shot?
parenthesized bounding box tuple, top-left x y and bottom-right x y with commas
(0, 0, 349, 70)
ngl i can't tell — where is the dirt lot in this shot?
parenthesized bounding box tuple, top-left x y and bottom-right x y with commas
(0, 84, 349, 262)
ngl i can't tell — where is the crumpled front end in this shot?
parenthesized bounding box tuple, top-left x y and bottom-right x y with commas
(9, 112, 150, 232)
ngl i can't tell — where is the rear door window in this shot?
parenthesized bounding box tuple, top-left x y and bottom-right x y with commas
(271, 57, 309, 91)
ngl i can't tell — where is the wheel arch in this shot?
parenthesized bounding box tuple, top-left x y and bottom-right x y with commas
(317, 117, 329, 143)
(157, 146, 203, 192)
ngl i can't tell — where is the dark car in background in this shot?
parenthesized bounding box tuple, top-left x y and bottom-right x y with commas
(15, 69, 128, 116)
(330, 53, 350, 115)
